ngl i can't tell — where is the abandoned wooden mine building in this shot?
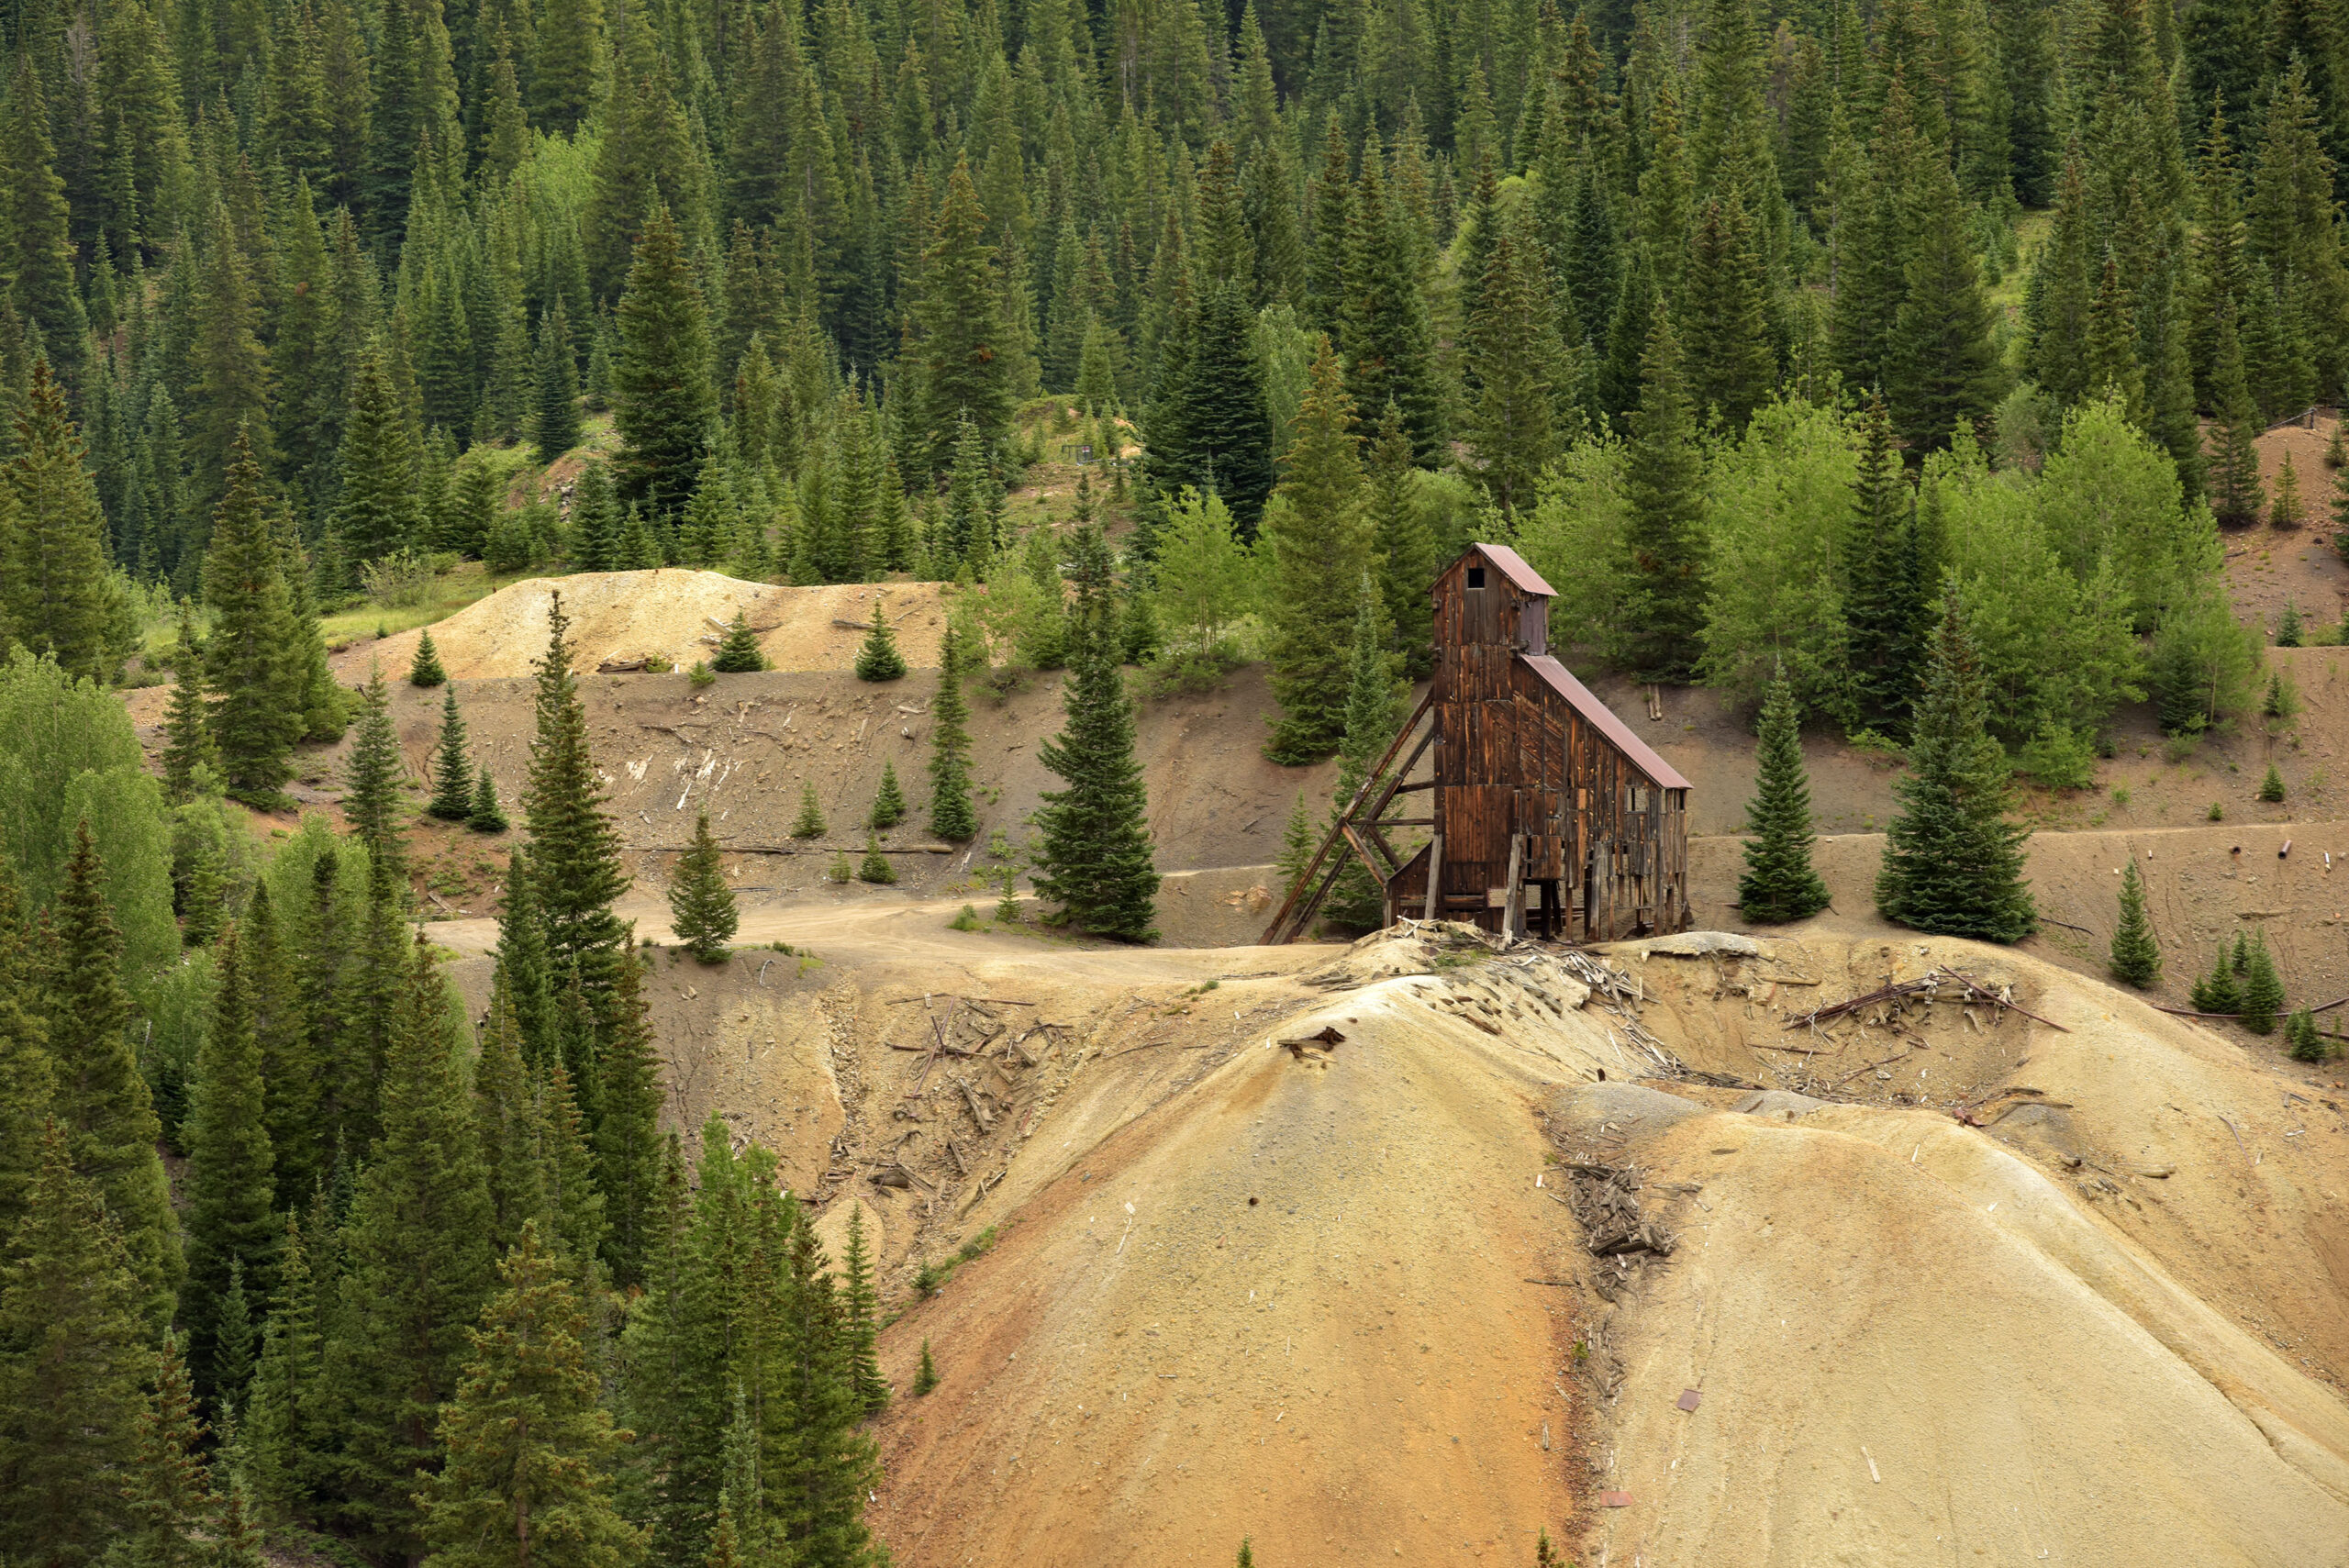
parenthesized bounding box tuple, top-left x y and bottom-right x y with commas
(1264, 543, 1692, 944)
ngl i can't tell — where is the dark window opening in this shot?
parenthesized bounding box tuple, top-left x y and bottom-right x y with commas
(1467, 566, 1486, 588)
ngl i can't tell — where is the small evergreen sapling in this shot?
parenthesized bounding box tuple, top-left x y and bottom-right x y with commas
(855, 597, 907, 681)
(792, 782, 827, 838)
(1737, 670, 1831, 922)
(1275, 790, 1317, 899)
(467, 767, 509, 833)
(427, 689, 475, 820)
(869, 761, 907, 828)
(829, 851, 855, 884)
(2239, 932, 2284, 1034)
(2272, 451, 2305, 528)
(711, 609, 767, 672)
(667, 810, 738, 962)
(2259, 762, 2286, 801)
(2277, 601, 2303, 647)
(914, 1339, 939, 1395)
(2109, 860, 2160, 988)
(408, 629, 447, 686)
(857, 833, 896, 884)
(2190, 942, 2243, 1013)
(2286, 1007, 2327, 1062)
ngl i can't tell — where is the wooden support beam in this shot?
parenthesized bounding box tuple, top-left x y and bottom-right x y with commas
(1503, 833, 1527, 940)
(1422, 834, 1443, 921)
(1258, 690, 1435, 943)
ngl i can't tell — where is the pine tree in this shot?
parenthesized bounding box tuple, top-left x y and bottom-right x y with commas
(427, 687, 474, 821)
(344, 664, 409, 882)
(839, 1207, 886, 1414)
(712, 609, 768, 673)
(1682, 194, 1776, 432)
(2191, 942, 2243, 1013)
(1323, 574, 1402, 930)
(1738, 669, 1831, 922)
(469, 766, 510, 833)
(2260, 762, 2286, 801)
(2287, 1006, 2330, 1062)
(331, 345, 426, 574)
(791, 782, 827, 839)
(0, 840, 51, 1252)
(929, 624, 980, 840)
(534, 301, 584, 460)
(2239, 931, 2284, 1034)
(3, 361, 115, 683)
(1275, 789, 1317, 899)
(1341, 141, 1445, 462)
(1885, 152, 2006, 452)
(854, 602, 907, 681)
(2205, 310, 2265, 526)
(914, 158, 1016, 472)
(1465, 225, 1558, 514)
(161, 610, 219, 805)
(418, 1222, 646, 1565)
(408, 629, 447, 686)
(1364, 406, 1437, 680)
(2110, 859, 2161, 987)
(330, 935, 496, 1560)
(473, 989, 551, 1261)
(1844, 395, 1928, 732)
(46, 821, 180, 1329)
(1875, 593, 2038, 941)
(615, 206, 716, 518)
(1263, 338, 1369, 763)
(524, 593, 631, 1000)
(0, 1122, 146, 1557)
(204, 434, 306, 809)
(869, 762, 907, 829)
(593, 942, 662, 1291)
(183, 924, 279, 1398)
(1033, 527, 1159, 940)
(670, 811, 739, 962)
(117, 1329, 217, 1565)
(857, 832, 896, 884)
(1622, 302, 1709, 682)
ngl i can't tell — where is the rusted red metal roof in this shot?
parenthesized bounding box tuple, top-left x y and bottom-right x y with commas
(1469, 542, 1556, 597)
(1519, 654, 1693, 791)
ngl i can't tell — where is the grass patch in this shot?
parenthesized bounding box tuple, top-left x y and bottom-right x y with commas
(319, 561, 565, 649)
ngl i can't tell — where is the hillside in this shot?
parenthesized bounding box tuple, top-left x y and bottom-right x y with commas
(426, 909, 2349, 1563)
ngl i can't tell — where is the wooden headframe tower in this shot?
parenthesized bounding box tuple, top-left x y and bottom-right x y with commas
(1262, 543, 1692, 944)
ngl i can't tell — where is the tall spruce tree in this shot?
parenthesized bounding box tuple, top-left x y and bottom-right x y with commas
(1322, 573, 1403, 930)
(915, 158, 1016, 473)
(1263, 339, 1369, 763)
(182, 922, 279, 1398)
(2, 361, 115, 683)
(534, 300, 584, 459)
(427, 688, 475, 821)
(343, 665, 409, 883)
(592, 942, 662, 1291)
(160, 611, 218, 805)
(1622, 302, 1709, 682)
(614, 205, 716, 517)
(523, 593, 631, 1002)
(1844, 395, 1928, 731)
(331, 345, 426, 575)
(203, 434, 306, 809)
(0, 1121, 147, 1559)
(1875, 591, 2037, 941)
(1738, 668, 1831, 922)
(928, 621, 980, 840)
(669, 810, 740, 962)
(1032, 527, 1159, 940)
(418, 1222, 645, 1564)
(329, 935, 496, 1560)
(45, 821, 180, 1329)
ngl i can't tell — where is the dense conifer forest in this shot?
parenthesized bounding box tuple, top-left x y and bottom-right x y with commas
(0, 0, 2339, 1555)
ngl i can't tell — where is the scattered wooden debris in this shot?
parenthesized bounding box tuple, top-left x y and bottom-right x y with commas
(1787, 966, 2068, 1034)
